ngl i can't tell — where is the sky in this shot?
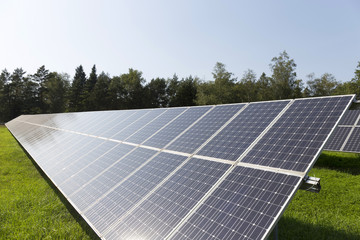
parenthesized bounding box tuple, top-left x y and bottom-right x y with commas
(1, 0, 359, 84)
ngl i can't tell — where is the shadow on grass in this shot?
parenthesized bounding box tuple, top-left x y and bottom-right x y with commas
(18, 143, 100, 240)
(315, 151, 360, 175)
(268, 216, 360, 240)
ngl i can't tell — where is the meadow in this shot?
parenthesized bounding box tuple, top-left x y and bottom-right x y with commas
(1, 125, 359, 239)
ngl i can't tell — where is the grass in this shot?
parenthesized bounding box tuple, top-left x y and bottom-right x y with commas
(273, 151, 360, 239)
(0, 126, 99, 240)
(1, 125, 360, 239)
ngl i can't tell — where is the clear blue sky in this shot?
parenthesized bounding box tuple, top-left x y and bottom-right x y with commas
(1, 0, 359, 83)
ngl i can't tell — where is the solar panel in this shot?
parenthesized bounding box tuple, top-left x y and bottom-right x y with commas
(170, 167, 301, 240)
(196, 101, 290, 161)
(338, 110, 360, 125)
(105, 159, 230, 239)
(342, 127, 360, 152)
(324, 110, 360, 153)
(242, 96, 353, 172)
(143, 106, 212, 148)
(5, 95, 355, 240)
(167, 104, 246, 154)
(323, 127, 352, 151)
(125, 107, 187, 144)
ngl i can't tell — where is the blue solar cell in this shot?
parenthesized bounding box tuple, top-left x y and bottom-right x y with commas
(52, 140, 119, 185)
(338, 110, 360, 125)
(166, 104, 245, 154)
(111, 108, 167, 141)
(100, 110, 151, 138)
(171, 166, 301, 240)
(143, 106, 212, 148)
(59, 143, 135, 196)
(70, 147, 158, 211)
(125, 107, 187, 144)
(243, 96, 353, 172)
(106, 158, 230, 240)
(323, 127, 352, 151)
(197, 101, 290, 161)
(342, 127, 360, 152)
(83, 152, 187, 233)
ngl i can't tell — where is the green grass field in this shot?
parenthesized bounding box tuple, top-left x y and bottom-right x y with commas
(1, 125, 359, 239)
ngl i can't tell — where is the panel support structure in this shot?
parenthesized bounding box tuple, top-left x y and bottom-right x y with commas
(300, 176, 321, 193)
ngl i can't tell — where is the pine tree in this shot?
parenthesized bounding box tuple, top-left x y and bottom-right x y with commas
(68, 65, 87, 111)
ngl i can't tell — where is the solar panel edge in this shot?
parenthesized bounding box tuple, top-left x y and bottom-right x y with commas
(4, 124, 106, 238)
(261, 175, 303, 240)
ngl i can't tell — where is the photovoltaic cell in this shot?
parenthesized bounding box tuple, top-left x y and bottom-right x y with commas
(125, 107, 187, 144)
(70, 147, 158, 211)
(324, 110, 360, 153)
(242, 96, 353, 172)
(52, 140, 119, 185)
(59, 143, 135, 196)
(197, 101, 290, 161)
(338, 110, 360, 125)
(84, 152, 187, 233)
(105, 158, 230, 240)
(111, 108, 167, 141)
(342, 127, 360, 152)
(171, 166, 301, 240)
(100, 110, 150, 138)
(143, 106, 212, 148)
(166, 104, 245, 154)
(323, 127, 352, 151)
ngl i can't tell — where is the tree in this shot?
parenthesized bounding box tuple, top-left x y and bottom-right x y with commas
(44, 72, 70, 113)
(270, 51, 297, 99)
(68, 65, 87, 112)
(120, 69, 146, 109)
(108, 75, 126, 110)
(0, 69, 11, 122)
(166, 74, 180, 107)
(333, 81, 354, 96)
(91, 72, 111, 110)
(350, 61, 360, 98)
(174, 76, 198, 106)
(197, 62, 237, 105)
(256, 72, 273, 101)
(212, 62, 237, 103)
(306, 73, 338, 96)
(145, 78, 168, 108)
(7, 68, 27, 119)
(31, 65, 50, 113)
(237, 69, 257, 102)
(83, 65, 98, 110)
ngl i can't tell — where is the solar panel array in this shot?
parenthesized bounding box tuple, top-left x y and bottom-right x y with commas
(5, 95, 354, 240)
(324, 110, 360, 153)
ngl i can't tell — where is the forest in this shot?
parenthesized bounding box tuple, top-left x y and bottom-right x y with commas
(1, 51, 360, 123)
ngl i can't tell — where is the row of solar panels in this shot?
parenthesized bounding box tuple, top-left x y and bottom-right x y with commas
(324, 110, 360, 152)
(6, 95, 355, 240)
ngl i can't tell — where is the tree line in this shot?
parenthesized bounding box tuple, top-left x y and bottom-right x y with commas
(1, 51, 359, 122)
